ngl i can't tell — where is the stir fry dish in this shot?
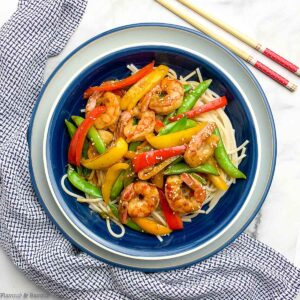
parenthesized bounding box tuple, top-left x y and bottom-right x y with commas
(62, 61, 248, 240)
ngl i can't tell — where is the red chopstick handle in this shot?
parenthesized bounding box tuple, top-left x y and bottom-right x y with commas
(263, 48, 300, 76)
(249, 57, 297, 92)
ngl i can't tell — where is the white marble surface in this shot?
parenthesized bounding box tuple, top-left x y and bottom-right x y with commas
(1, 0, 300, 299)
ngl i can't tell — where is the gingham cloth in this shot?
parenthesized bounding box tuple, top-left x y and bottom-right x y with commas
(0, 1, 300, 299)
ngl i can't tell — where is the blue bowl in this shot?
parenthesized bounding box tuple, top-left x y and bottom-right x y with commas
(45, 45, 257, 258)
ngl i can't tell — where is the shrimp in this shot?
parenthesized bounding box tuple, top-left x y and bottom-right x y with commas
(85, 91, 121, 130)
(184, 122, 219, 168)
(147, 77, 184, 115)
(165, 173, 206, 214)
(119, 182, 160, 224)
(123, 110, 155, 142)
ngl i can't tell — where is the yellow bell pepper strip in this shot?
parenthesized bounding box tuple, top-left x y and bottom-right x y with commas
(146, 123, 207, 149)
(131, 217, 172, 236)
(83, 61, 154, 99)
(81, 137, 128, 169)
(102, 163, 129, 204)
(138, 156, 179, 180)
(207, 174, 228, 191)
(120, 65, 169, 110)
(151, 172, 164, 189)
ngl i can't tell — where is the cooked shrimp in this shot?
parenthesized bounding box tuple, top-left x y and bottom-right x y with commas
(123, 110, 155, 142)
(116, 111, 132, 140)
(147, 77, 184, 115)
(86, 91, 121, 130)
(184, 122, 219, 167)
(119, 182, 160, 224)
(165, 173, 206, 214)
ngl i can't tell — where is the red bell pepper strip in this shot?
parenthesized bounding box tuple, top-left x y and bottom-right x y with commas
(83, 61, 155, 99)
(68, 106, 106, 166)
(158, 189, 183, 230)
(169, 96, 228, 122)
(154, 119, 164, 132)
(132, 145, 186, 173)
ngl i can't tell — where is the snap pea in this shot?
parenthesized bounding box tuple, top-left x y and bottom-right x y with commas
(108, 204, 142, 232)
(123, 164, 136, 187)
(183, 84, 193, 93)
(129, 141, 141, 152)
(163, 111, 176, 125)
(110, 170, 125, 200)
(65, 119, 77, 138)
(158, 117, 197, 136)
(214, 128, 246, 179)
(67, 165, 102, 198)
(164, 162, 218, 176)
(71, 116, 106, 154)
(191, 173, 207, 185)
(169, 156, 184, 166)
(132, 117, 138, 125)
(177, 79, 212, 114)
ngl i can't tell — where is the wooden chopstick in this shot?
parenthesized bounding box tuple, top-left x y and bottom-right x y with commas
(155, 0, 297, 92)
(178, 0, 300, 77)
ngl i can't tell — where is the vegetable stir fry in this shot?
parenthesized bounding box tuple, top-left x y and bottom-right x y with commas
(63, 62, 248, 240)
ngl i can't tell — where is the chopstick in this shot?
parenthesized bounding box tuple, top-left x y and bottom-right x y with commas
(178, 0, 300, 77)
(155, 0, 297, 92)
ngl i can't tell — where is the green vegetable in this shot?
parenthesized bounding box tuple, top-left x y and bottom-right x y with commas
(67, 165, 102, 198)
(177, 79, 212, 114)
(183, 84, 192, 93)
(163, 111, 176, 125)
(123, 164, 136, 187)
(132, 117, 138, 125)
(108, 204, 142, 232)
(164, 162, 218, 176)
(158, 117, 197, 136)
(214, 128, 246, 179)
(65, 119, 77, 138)
(71, 115, 106, 154)
(110, 170, 125, 200)
(129, 141, 141, 152)
(191, 173, 207, 185)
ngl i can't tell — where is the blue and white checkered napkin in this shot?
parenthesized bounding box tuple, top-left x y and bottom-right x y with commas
(0, 1, 300, 299)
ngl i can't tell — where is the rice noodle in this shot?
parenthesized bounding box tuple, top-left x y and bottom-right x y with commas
(151, 211, 167, 227)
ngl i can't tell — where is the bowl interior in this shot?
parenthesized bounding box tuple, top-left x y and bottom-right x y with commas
(46, 45, 258, 257)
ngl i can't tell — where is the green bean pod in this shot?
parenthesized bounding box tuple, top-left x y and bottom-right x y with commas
(110, 170, 125, 200)
(158, 117, 197, 136)
(191, 173, 207, 185)
(183, 84, 192, 93)
(71, 115, 106, 154)
(164, 162, 218, 176)
(108, 204, 142, 232)
(123, 164, 136, 187)
(177, 79, 212, 114)
(214, 128, 246, 179)
(162, 111, 176, 125)
(67, 165, 102, 198)
(128, 141, 141, 152)
(65, 119, 77, 138)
